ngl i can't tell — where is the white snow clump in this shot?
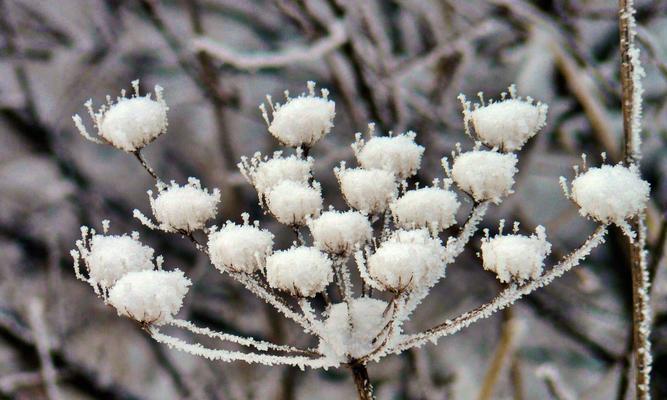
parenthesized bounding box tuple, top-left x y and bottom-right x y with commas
(108, 269, 191, 325)
(207, 217, 275, 274)
(238, 151, 313, 199)
(481, 225, 552, 283)
(266, 180, 322, 225)
(451, 150, 518, 203)
(265, 246, 333, 297)
(353, 128, 424, 179)
(73, 80, 168, 152)
(308, 210, 373, 256)
(261, 81, 335, 148)
(391, 186, 459, 233)
(148, 178, 220, 232)
(335, 165, 397, 214)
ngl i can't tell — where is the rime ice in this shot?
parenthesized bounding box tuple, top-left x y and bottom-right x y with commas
(239, 152, 313, 198)
(354, 130, 424, 179)
(82, 234, 155, 289)
(262, 81, 335, 148)
(148, 178, 220, 232)
(73, 80, 168, 152)
(336, 166, 397, 214)
(570, 164, 649, 225)
(451, 150, 517, 203)
(108, 269, 191, 325)
(391, 187, 459, 233)
(481, 226, 552, 283)
(265, 247, 333, 297)
(208, 220, 274, 274)
(266, 180, 322, 225)
(308, 210, 372, 256)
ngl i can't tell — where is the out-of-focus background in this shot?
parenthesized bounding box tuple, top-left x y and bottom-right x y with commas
(0, 0, 666, 399)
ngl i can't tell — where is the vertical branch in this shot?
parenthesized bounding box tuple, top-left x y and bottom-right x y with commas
(477, 308, 520, 400)
(618, 1, 652, 398)
(26, 298, 62, 400)
(351, 363, 375, 400)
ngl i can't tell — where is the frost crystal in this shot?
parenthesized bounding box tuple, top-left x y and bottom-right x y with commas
(335, 165, 397, 214)
(73, 80, 168, 152)
(108, 269, 191, 325)
(261, 81, 335, 148)
(570, 164, 649, 225)
(319, 298, 391, 360)
(391, 186, 459, 233)
(353, 129, 425, 179)
(308, 210, 372, 256)
(266, 180, 322, 225)
(83, 234, 155, 289)
(238, 151, 313, 198)
(366, 229, 445, 291)
(148, 178, 220, 232)
(481, 226, 552, 283)
(208, 220, 274, 274)
(265, 247, 333, 297)
(451, 150, 517, 203)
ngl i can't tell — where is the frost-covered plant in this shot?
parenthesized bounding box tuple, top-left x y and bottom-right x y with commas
(70, 80, 649, 399)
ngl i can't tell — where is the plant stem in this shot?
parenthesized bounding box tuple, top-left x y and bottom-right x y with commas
(351, 363, 375, 400)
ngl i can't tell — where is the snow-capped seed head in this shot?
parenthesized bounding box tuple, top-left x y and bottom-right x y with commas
(481, 225, 551, 283)
(391, 187, 460, 233)
(353, 130, 425, 179)
(238, 151, 313, 198)
(262, 81, 335, 148)
(207, 220, 274, 274)
(73, 80, 168, 152)
(319, 298, 392, 360)
(335, 165, 397, 214)
(81, 233, 155, 289)
(308, 210, 372, 256)
(570, 164, 650, 225)
(108, 269, 191, 325)
(149, 178, 220, 232)
(451, 150, 518, 203)
(366, 229, 445, 292)
(460, 85, 548, 151)
(265, 246, 333, 297)
(266, 180, 322, 225)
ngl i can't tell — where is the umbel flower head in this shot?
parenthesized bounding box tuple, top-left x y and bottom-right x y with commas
(260, 81, 335, 148)
(308, 209, 373, 257)
(448, 147, 518, 204)
(73, 80, 168, 152)
(238, 150, 313, 202)
(335, 163, 398, 215)
(352, 124, 425, 179)
(391, 181, 460, 234)
(459, 84, 548, 152)
(207, 214, 275, 274)
(265, 246, 333, 297)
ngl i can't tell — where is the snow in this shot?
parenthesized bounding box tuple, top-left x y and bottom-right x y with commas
(366, 229, 445, 291)
(82, 233, 155, 289)
(148, 178, 220, 232)
(262, 81, 335, 148)
(481, 225, 552, 283)
(308, 210, 372, 256)
(335, 165, 397, 214)
(451, 150, 518, 203)
(391, 186, 459, 233)
(460, 87, 548, 151)
(353, 130, 424, 179)
(108, 269, 191, 325)
(570, 164, 649, 225)
(238, 151, 313, 198)
(266, 180, 323, 225)
(319, 298, 390, 360)
(208, 219, 275, 274)
(265, 246, 333, 297)
(73, 80, 168, 152)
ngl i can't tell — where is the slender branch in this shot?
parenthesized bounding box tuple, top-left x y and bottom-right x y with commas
(26, 298, 62, 400)
(350, 363, 375, 400)
(477, 309, 520, 400)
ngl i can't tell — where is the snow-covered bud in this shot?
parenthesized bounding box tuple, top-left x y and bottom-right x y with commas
(308, 210, 372, 256)
(481, 225, 551, 283)
(460, 85, 547, 151)
(77, 232, 155, 289)
(73, 80, 168, 152)
(207, 218, 274, 274)
(451, 150, 517, 203)
(238, 151, 313, 199)
(366, 229, 445, 292)
(391, 187, 459, 233)
(108, 269, 191, 325)
(145, 178, 220, 232)
(353, 129, 424, 179)
(265, 247, 334, 297)
(266, 180, 322, 225)
(335, 165, 397, 214)
(261, 81, 335, 148)
(570, 164, 649, 225)
(319, 298, 390, 360)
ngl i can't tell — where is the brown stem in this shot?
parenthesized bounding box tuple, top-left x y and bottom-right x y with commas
(351, 363, 375, 400)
